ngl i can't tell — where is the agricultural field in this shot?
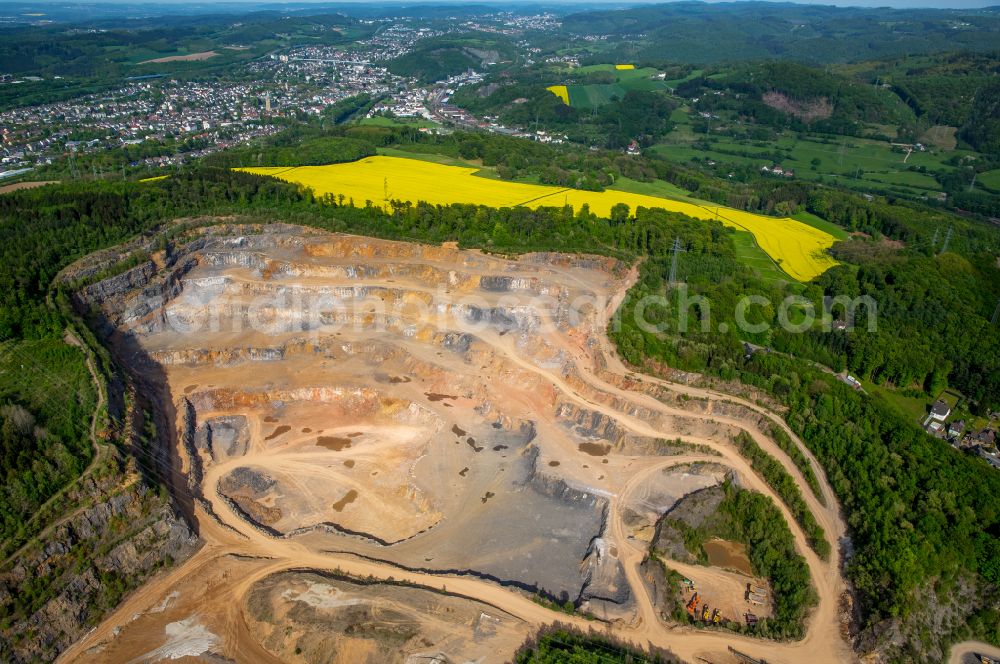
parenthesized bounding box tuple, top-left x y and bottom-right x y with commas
(358, 116, 440, 129)
(545, 85, 570, 105)
(238, 156, 839, 281)
(980, 169, 1000, 192)
(547, 64, 672, 109)
(652, 107, 966, 199)
(137, 50, 219, 64)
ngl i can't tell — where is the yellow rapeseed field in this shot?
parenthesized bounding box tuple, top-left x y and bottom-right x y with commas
(238, 157, 838, 281)
(614, 64, 635, 70)
(546, 85, 570, 105)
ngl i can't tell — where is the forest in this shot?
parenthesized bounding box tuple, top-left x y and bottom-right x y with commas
(559, 3, 1000, 65)
(609, 232, 1000, 657)
(676, 62, 914, 137)
(451, 71, 676, 150)
(514, 625, 679, 663)
(387, 33, 516, 84)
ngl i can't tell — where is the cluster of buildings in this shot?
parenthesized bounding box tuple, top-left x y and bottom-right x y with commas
(923, 399, 1000, 468)
(0, 80, 312, 171)
(457, 12, 561, 34)
(760, 164, 796, 178)
(0, 16, 569, 174)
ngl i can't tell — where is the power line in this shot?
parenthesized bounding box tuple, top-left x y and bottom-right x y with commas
(940, 224, 953, 254)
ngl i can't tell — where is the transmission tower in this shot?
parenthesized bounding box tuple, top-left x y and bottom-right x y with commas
(668, 237, 687, 288)
(992, 298, 1000, 326)
(931, 228, 939, 251)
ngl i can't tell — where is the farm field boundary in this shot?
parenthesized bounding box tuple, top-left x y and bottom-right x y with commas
(238, 156, 839, 281)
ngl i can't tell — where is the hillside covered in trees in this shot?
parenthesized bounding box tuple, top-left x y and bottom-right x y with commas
(560, 2, 1000, 65)
(387, 33, 517, 83)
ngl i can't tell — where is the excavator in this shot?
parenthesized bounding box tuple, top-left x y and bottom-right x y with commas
(686, 592, 699, 615)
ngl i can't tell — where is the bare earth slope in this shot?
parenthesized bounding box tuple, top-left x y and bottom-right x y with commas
(60, 224, 855, 664)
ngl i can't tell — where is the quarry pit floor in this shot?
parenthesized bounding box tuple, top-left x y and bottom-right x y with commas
(60, 226, 856, 664)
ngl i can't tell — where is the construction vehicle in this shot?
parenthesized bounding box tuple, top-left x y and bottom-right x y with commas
(702, 604, 711, 621)
(712, 608, 721, 624)
(686, 592, 699, 614)
(744, 612, 759, 626)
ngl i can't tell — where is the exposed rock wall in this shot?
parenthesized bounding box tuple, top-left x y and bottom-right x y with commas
(0, 456, 198, 663)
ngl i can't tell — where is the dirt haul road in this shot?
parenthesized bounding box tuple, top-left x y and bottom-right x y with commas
(59, 225, 855, 664)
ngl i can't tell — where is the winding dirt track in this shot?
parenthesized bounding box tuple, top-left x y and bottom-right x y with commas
(59, 235, 856, 664)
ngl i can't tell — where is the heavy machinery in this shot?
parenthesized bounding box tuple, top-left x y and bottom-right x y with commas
(702, 604, 712, 621)
(686, 592, 699, 614)
(712, 608, 722, 624)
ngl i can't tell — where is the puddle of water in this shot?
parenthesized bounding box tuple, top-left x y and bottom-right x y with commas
(317, 436, 352, 451)
(332, 489, 358, 512)
(425, 392, 457, 402)
(459, 467, 469, 477)
(389, 376, 411, 384)
(343, 460, 355, 468)
(302, 427, 312, 433)
(467, 437, 483, 452)
(452, 424, 467, 436)
(548, 460, 560, 467)
(493, 444, 508, 451)
(263, 416, 278, 423)
(183, 385, 198, 394)
(264, 425, 290, 441)
(481, 491, 495, 504)
(579, 442, 610, 456)
(704, 539, 753, 576)
(602, 458, 609, 464)
(348, 432, 363, 438)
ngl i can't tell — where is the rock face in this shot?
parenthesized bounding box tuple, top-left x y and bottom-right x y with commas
(0, 455, 198, 664)
(55, 224, 741, 663)
(651, 484, 727, 563)
(67, 224, 645, 606)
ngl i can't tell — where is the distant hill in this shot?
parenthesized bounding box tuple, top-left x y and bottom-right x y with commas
(680, 61, 917, 135)
(846, 52, 1000, 131)
(387, 33, 516, 83)
(561, 2, 1000, 65)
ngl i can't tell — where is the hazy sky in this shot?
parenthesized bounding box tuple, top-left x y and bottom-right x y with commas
(11, 0, 999, 9)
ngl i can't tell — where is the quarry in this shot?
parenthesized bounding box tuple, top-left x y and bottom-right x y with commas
(59, 223, 855, 664)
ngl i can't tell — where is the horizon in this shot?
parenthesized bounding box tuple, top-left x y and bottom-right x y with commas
(5, 0, 1000, 12)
